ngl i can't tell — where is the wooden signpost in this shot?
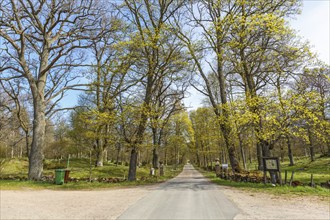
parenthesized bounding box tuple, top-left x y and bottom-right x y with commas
(262, 157, 282, 185)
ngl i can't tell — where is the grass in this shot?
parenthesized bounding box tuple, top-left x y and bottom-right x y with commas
(197, 155, 330, 198)
(0, 158, 183, 190)
(198, 168, 329, 198)
(241, 155, 329, 184)
(279, 155, 330, 184)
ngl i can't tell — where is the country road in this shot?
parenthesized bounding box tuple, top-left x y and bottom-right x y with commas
(1, 164, 329, 220)
(118, 164, 239, 219)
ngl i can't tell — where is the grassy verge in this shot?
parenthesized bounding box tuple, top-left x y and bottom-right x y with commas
(196, 156, 330, 198)
(0, 158, 183, 190)
(279, 155, 330, 184)
(198, 168, 329, 197)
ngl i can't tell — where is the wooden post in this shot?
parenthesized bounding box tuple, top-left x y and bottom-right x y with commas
(159, 162, 164, 176)
(89, 150, 92, 182)
(284, 170, 288, 185)
(310, 174, 315, 187)
(289, 171, 295, 186)
(278, 171, 282, 186)
(66, 154, 70, 169)
(263, 171, 267, 184)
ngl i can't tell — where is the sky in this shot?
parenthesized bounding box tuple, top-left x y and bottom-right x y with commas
(290, 0, 330, 65)
(184, 0, 330, 110)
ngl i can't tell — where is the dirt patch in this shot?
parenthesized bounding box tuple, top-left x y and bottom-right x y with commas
(0, 186, 154, 220)
(1, 185, 329, 220)
(221, 187, 330, 219)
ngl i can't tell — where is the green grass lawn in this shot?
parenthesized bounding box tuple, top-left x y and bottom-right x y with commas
(243, 155, 329, 184)
(0, 158, 183, 190)
(200, 169, 329, 197)
(198, 155, 330, 198)
(279, 155, 330, 184)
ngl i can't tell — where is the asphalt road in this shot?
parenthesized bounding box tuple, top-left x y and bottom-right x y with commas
(118, 164, 240, 220)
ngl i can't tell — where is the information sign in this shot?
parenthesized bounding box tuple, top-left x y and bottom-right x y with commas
(263, 157, 280, 171)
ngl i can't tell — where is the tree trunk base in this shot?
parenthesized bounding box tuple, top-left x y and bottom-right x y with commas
(128, 148, 138, 181)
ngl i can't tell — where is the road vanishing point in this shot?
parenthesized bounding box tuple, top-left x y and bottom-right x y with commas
(118, 164, 240, 219)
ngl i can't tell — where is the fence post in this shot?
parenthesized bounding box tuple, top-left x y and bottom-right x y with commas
(278, 171, 282, 186)
(310, 174, 315, 187)
(289, 171, 295, 186)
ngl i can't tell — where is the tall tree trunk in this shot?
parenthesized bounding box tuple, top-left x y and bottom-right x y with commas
(308, 128, 315, 162)
(94, 138, 103, 167)
(256, 143, 263, 170)
(116, 145, 120, 166)
(207, 145, 212, 168)
(201, 143, 205, 167)
(95, 149, 104, 167)
(310, 147, 315, 162)
(174, 145, 178, 169)
(152, 148, 159, 169)
(262, 140, 271, 157)
(128, 148, 138, 181)
(238, 3, 268, 171)
(238, 133, 247, 170)
(127, 124, 146, 180)
(28, 95, 46, 180)
(248, 146, 252, 164)
(196, 151, 200, 167)
(164, 147, 167, 166)
(221, 148, 226, 164)
(215, 21, 240, 172)
(280, 147, 285, 162)
(25, 132, 30, 158)
(127, 65, 153, 180)
(221, 122, 240, 172)
(152, 129, 159, 169)
(104, 149, 107, 162)
(304, 146, 309, 157)
(206, 153, 209, 169)
(120, 149, 124, 166)
(28, 43, 49, 180)
(287, 136, 294, 166)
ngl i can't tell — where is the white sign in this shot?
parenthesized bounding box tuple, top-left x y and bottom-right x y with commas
(221, 164, 228, 169)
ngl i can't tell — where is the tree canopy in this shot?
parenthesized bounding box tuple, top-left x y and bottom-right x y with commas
(1, 0, 329, 180)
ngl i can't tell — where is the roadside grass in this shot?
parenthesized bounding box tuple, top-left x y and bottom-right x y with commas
(198, 168, 329, 198)
(241, 155, 329, 184)
(0, 158, 183, 190)
(279, 155, 330, 184)
(197, 155, 330, 198)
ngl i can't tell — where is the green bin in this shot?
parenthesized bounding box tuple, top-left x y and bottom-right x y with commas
(55, 169, 65, 185)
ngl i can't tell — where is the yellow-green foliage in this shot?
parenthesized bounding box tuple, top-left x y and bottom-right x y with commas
(168, 111, 195, 150)
(79, 109, 116, 140)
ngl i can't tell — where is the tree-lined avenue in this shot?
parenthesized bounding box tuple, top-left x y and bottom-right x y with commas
(118, 164, 239, 219)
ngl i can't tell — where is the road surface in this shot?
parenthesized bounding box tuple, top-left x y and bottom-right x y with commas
(118, 164, 240, 219)
(2, 165, 328, 219)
